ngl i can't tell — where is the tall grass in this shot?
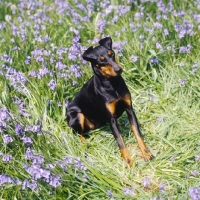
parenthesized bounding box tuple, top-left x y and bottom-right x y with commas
(0, 0, 199, 199)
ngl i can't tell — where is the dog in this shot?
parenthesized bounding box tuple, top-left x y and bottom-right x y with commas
(67, 37, 153, 167)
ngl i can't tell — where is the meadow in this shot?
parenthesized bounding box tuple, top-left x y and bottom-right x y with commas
(0, 0, 200, 199)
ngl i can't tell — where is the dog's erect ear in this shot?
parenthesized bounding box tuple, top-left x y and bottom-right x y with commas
(99, 37, 112, 49)
(82, 46, 98, 62)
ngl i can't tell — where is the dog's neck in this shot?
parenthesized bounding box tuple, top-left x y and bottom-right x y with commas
(92, 71, 128, 100)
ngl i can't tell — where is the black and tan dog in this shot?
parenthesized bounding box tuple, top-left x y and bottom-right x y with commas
(67, 37, 153, 167)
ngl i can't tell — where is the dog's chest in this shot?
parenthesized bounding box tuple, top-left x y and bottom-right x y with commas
(106, 93, 131, 116)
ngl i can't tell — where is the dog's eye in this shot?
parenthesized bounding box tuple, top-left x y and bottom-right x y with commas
(108, 51, 114, 57)
(100, 56, 106, 62)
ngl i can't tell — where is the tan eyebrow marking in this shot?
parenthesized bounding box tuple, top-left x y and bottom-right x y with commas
(100, 56, 105, 61)
(108, 51, 112, 56)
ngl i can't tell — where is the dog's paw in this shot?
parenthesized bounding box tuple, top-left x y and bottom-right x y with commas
(120, 148, 134, 167)
(142, 149, 154, 161)
(126, 157, 134, 167)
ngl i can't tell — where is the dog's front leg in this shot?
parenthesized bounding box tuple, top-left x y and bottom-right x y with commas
(109, 117, 133, 167)
(125, 106, 154, 161)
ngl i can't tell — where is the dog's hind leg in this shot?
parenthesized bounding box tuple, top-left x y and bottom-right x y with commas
(67, 108, 86, 141)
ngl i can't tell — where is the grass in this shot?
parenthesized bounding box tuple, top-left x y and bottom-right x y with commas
(0, 0, 200, 199)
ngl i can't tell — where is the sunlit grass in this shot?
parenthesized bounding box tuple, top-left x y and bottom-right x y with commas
(0, 0, 200, 199)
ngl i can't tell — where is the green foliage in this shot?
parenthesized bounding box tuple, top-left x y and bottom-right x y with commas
(0, 0, 199, 199)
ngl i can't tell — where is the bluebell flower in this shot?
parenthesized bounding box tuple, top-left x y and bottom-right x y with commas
(106, 190, 114, 199)
(123, 187, 135, 196)
(142, 177, 150, 188)
(3, 134, 13, 144)
(2, 154, 12, 162)
(179, 78, 186, 87)
(150, 58, 159, 64)
(48, 80, 57, 90)
(188, 187, 200, 200)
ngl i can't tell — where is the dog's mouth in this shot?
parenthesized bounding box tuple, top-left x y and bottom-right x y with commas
(100, 65, 123, 77)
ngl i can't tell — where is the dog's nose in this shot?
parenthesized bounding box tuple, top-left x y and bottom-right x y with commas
(115, 67, 123, 74)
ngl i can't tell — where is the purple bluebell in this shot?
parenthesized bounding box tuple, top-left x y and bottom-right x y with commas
(42, 35, 50, 43)
(25, 147, 34, 160)
(150, 94, 155, 101)
(32, 154, 45, 164)
(2, 154, 12, 162)
(69, 64, 82, 78)
(190, 170, 199, 176)
(0, 174, 20, 186)
(48, 80, 57, 90)
(106, 190, 114, 199)
(112, 16, 119, 23)
(3, 134, 13, 144)
(191, 62, 198, 75)
(142, 177, 150, 187)
(15, 123, 24, 136)
(150, 58, 159, 64)
(56, 47, 68, 57)
(96, 20, 107, 33)
(164, 28, 169, 36)
(159, 184, 165, 193)
(179, 78, 186, 87)
(0, 22, 6, 30)
(129, 22, 137, 32)
(22, 179, 37, 190)
(169, 156, 176, 162)
(23, 163, 50, 180)
(156, 42, 163, 51)
(130, 55, 138, 62)
(179, 62, 185, 67)
(21, 136, 33, 145)
(179, 45, 193, 53)
(123, 187, 135, 196)
(28, 70, 37, 77)
(117, 5, 130, 16)
(154, 22, 162, 29)
(0, 107, 11, 131)
(25, 124, 41, 135)
(68, 44, 81, 61)
(25, 56, 31, 65)
(194, 155, 200, 162)
(45, 175, 61, 188)
(113, 41, 124, 56)
(55, 60, 66, 70)
(74, 157, 87, 170)
(12, 46, 20, 51)
(157, 117, 163, 122)
(188, 187, 200, 200)
(37, 67, 49, 79)
(1, 54, 13, 64)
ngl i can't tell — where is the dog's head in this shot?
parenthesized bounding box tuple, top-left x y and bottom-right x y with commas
(82, 37, 123, 78)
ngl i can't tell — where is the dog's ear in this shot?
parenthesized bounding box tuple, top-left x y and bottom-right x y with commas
(99, 37, 112, 49)
(82, 46, 98, 62)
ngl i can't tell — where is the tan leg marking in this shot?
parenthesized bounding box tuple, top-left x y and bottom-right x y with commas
(131, 125, 153, 161)
(120, 148, 133, 167)
(84, 117, 95, 130)
(116, 132, 133, 167)
(106, 100, 118, 115)
(121, 93, 131, 106)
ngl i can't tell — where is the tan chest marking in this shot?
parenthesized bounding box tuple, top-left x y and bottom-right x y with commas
(106, 93, 132, 115)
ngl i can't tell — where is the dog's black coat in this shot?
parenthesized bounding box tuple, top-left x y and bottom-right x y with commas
(67, 37, 153, 166)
